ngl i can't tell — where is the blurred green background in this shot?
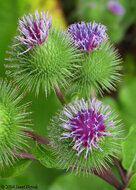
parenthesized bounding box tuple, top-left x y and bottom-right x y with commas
(0, 0, 136, 189)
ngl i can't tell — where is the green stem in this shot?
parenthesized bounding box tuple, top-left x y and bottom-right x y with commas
(94, 165, 125, 190)
(24, 130, 50, 145)
(54, 86, 66, 105)
(94, 169, 121, 189)
(13, 151, 125, 190)
(113, 157, 128, 185)
(12, 150, 37, 161)
(22, 131, 127, 190)
(126, 155, 136, 180)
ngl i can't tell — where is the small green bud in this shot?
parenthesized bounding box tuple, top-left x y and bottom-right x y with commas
(67, 22, 122, 98)
(69, 42, 121, 98)
(0, 80, 32, 167)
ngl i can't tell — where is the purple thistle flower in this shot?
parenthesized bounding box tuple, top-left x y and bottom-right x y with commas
(16, 10, 52, 54)
(107, 1, 125, 15)
(90, 2, 96, 8)
(60, 98, 114, 158)
(67, 22, 108, 53)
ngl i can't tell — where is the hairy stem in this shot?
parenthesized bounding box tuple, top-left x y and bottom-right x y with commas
(126, 155, 136, 181)
(107, 168, 125, 190)
(22, 131, 126, 189)
(113, 157, 128, 185)
(12, 151, 37, 160)
(12, 151, 125, 189)
(94, 168, 125, 190)
(54, 86, 66, 105)
(24, 130, 50, 145)
(94, 170, 117, 188)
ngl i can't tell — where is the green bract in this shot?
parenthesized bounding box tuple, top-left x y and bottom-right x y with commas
(69, 41, 122, 98)
(6, 26, 81, 96)
(0, 80, 32, 166)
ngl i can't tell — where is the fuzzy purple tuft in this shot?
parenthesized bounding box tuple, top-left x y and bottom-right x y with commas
(107, 1, 125, 15)
(67, 22, 108, 53)
(60, 98, 114, 158)
(16, 10, 52, 53)
(90, 2, 96, 8)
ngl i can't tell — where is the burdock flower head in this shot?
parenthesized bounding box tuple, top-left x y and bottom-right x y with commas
(0, 80, 32, 167)
(67, 21, 121, 97)
(6, 10, 80, 96)
(107, 1, 125, 15)
(48, 98, 121, 174)
(67, 21, 108, 53)
(16, 10, 51, 54)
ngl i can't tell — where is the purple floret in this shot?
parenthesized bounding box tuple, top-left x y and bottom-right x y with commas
(67, 21, 108, 53)
(60, 98, 114, 158)
(107, 1, 125, 15)
(16, 10, 52, 54)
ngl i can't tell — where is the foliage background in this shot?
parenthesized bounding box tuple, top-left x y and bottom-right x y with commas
(0, 0, 136, 189)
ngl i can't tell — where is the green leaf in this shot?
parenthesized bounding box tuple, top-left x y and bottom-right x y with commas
(0, 159, 31, 178)
(118, 78, 136, 130)
(0, 0, 19, 77)
(32, 143, 62, 169)
(122, 124, 136, 172)
(48, 173, 115, 190)
(127, 173, 136, 190)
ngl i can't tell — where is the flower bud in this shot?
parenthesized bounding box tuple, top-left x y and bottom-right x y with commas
(107, 1, 125, 15)
(0, 80, 32, 166)
(6, 10, 80, 96)
(67, 21, 122, 97)
(48, 98, 121, 174)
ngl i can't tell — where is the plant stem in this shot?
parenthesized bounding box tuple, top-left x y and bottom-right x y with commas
(12, 131, 50, 161)
(21, 131, 127, 189)
(12, 151, 125, 189)
(94, 168, 125, 190)
(54, 86, 66, 105)
(24, 130, 50, 145)
(113, 157, 128, 185)
(12, 148, 125, 189)
(126, 155, 136, 181)
(12, 150, 37, 160)
(107, 168, 125, 190)
(94, 170, 117, 188)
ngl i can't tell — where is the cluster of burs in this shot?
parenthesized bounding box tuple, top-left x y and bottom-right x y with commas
(0, 10, 122, 174)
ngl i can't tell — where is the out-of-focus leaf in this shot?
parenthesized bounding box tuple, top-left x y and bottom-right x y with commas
(122, 124, 136, 172)
(31, 0, 67, 29)
(16, 0, 33, 15)
(23, 91, 61, 137)
(123, 54, 136, 81)
(118, 78, 136, 129)
(48, 173, 115, 190)
(0, 161, 61, 189)
(0, 159, 31, 178)
(102, 96, 120, 113)
(0, 0, 19, 77)
(127, 173, 136, 190)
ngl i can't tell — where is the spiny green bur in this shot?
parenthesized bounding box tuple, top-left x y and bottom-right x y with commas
(0, 80, 31, 167)
(6, 26, 80, 96)
(48, 105, 121, 175)
(71, 41, 121, 98)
